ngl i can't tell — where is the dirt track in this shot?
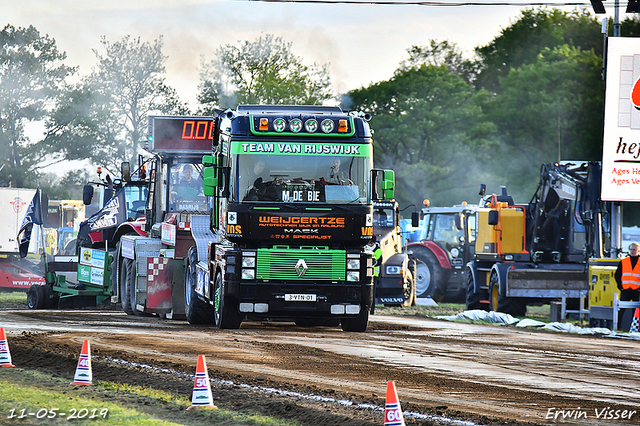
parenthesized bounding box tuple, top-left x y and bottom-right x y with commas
(2, 309, 640, 425)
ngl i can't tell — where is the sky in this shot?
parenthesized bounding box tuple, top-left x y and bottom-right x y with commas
(2, 0, 635, 178)
(2, 0, 626, 111)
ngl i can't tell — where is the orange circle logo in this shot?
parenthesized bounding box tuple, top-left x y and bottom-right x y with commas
(632, 77, 640, 110)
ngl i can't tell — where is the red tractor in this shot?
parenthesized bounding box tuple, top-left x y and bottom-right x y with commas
(405, 202, 478, 303)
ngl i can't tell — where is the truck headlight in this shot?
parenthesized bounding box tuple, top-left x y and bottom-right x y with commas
(386, 265, 402, 275)
(346, 271, 360, 282)
(242, 256, 256, 267)
(347, 259, 360, 270)
(242, 269, 255, 280)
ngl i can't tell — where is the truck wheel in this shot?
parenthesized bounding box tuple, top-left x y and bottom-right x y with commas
(489, 272, 526, 317)
(340, 306, 369, 332)
(27, 285, 43, 310)
(185, 247, 214, 325)
(43, 285, 58, 309)
(213, 272, 241, 329)
(402, 269, 415, 308)
(465, 271, 488, 311)
(121, 259, 134, 315)
(411, 249, 446, 302)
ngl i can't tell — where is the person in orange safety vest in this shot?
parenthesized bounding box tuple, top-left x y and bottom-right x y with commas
(616, 242, 640, 302)
(615, 242, 640, 331)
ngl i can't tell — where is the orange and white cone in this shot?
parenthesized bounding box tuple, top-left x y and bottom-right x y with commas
(70, 340, 92, 385)
(384, 381, 405, 426)
(187, 355, 217, 410)
(631, 308, 640, 333)
(0, 328, 15, 367)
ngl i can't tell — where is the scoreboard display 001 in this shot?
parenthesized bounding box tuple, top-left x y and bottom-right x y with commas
(148, 116, 215, 153)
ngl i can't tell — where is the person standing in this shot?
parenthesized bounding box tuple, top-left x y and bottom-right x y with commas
(615, 242, 640, 330)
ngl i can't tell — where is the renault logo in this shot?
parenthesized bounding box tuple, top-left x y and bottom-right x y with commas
(295, 259, 308, 277)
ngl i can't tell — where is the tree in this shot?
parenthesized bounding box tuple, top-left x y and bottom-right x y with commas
(81, 35, 189, 172)
(0, 24, 75, 188)
(198, 34, 333, 111)
(399, 40, 479, 85)
(475, 8, 602, 93)
(484, 45, 604, 197)
(348, 63, 496, 208)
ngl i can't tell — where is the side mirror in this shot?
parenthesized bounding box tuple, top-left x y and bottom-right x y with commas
(479, 184, 486, 197)
(202, 155, 215, 167)
(121, 162, 131, 182)
(82, 185, 94, 206)
(488, 210, 499, 226)
(382, 169, 395, 200)
(203, 167, 218, 196)
(411, 211, 420, 228)
(202, 155, 218, 197)
(455, 212, 464, 230)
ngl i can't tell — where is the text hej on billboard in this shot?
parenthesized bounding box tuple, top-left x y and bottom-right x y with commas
(602, 38, 640, 201)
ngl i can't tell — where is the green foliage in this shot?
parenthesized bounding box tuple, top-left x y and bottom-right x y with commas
(198, 34, 333, 111)
(348, 63, 496, 208)
(475, 8, 602, 93)
(621, 15, 640, 37)
(399, 40, 479, 85)
(80, 35, 190, 172)
(0, 24, 75, 188)
(483, 44, 604, 199)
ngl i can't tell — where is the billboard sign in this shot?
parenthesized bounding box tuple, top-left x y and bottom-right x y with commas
(602, 37, 640, 201)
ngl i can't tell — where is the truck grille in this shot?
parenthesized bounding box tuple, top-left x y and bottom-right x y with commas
(256, 248, 346, 281)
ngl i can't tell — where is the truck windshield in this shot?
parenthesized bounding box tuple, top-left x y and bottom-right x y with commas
(124, 185, 148, 220)
(232, 154, 371, 205)
(168, 162, 211, 212)
(373, 207, 394, 228)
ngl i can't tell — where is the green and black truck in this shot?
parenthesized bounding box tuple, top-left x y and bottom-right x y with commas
(195, 105, 394, 331)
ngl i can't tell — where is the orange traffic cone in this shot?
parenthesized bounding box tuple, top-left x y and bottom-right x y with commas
(70, 340, 92, 385)
(0, 328, 15, 367)
(631, 308, 640, 333)
(384, 381, 405, 426)
(187, 355, 217, 410)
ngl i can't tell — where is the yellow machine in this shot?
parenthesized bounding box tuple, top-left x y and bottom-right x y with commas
(466, 162, 609, 318)
(588, 258, 623, 328)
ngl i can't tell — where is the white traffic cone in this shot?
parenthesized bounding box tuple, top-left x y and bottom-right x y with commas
(630, 308, 640, 333)
(384, 381, 405, 426)
(70, 340, 92, 385)
(187, 355, 217, 409)
(0, 328, 15, 367)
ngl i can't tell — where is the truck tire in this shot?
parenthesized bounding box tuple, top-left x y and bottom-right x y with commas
(121, 259, 134, 315)
(489, 272, 526, 317)
(402, 269, 416, 308)
(27, 285, 43, 310)
(43, 285, 58, 309)
(213, 272, 241, 329)
(411, 248, 446, 302)
(340, 306, 369, 332)
(185, 247, 214, 325)
(465, 271, 488, 311)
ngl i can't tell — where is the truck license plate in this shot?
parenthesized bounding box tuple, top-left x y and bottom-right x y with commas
(285, 294, 317, 302)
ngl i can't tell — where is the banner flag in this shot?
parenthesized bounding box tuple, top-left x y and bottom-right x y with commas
(17, 189, 43, 258)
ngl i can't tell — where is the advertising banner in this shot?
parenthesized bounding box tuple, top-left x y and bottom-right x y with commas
(602, 37, 640, 201)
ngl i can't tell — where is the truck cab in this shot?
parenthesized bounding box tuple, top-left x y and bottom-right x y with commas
(372, 200, 415, 308)
(198, 105, 395, 331)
